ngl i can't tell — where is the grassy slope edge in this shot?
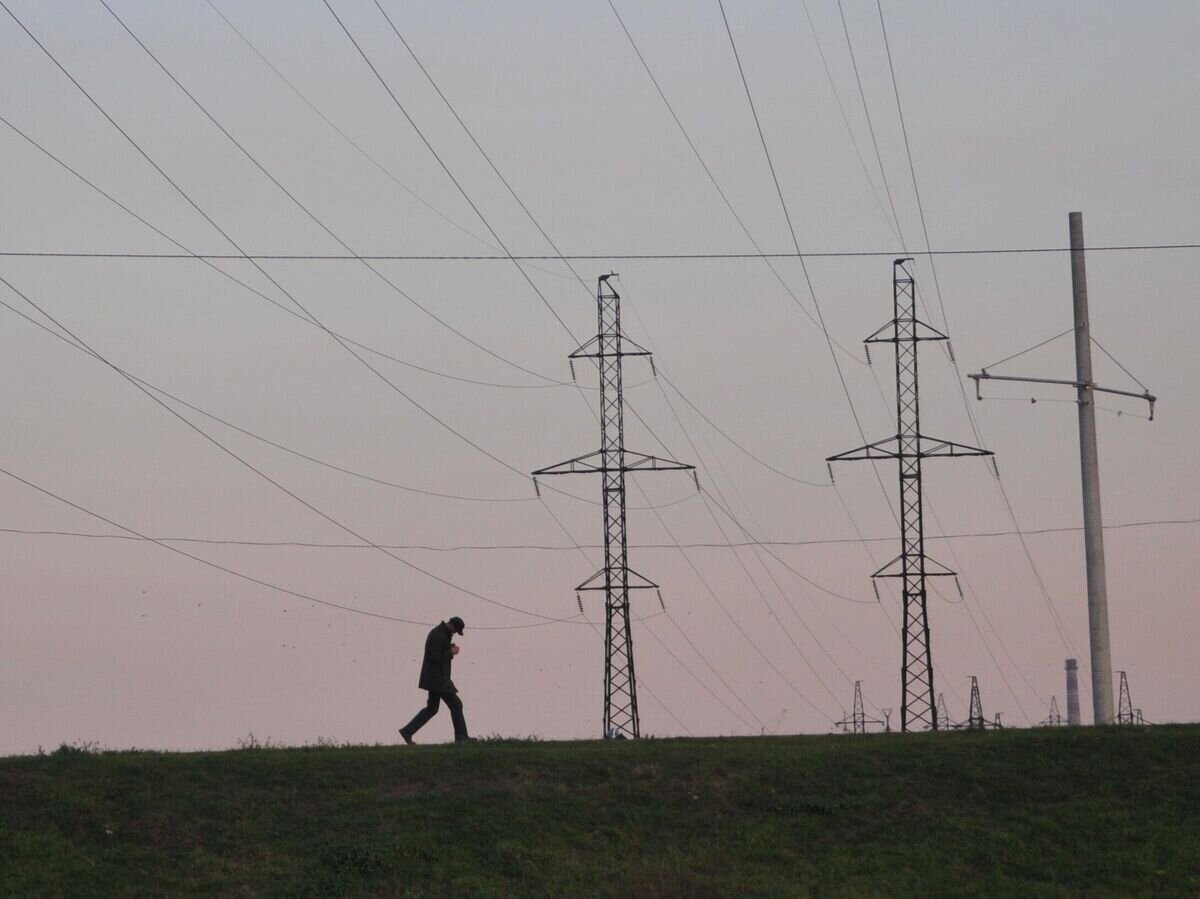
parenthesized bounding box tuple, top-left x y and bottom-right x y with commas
(1, 725, 1198, 898)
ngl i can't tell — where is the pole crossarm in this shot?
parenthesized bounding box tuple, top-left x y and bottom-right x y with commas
(827, 435, 991, 462)
(968, 371, 1157, 418)
(534, 449, 694, 477)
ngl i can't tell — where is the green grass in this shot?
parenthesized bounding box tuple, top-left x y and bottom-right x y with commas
(1, 725, 1198, 897)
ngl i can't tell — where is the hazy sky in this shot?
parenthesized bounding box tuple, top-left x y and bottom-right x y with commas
(1, 1, 1197, 753)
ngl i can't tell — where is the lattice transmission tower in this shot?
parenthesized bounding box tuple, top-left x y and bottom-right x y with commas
(1116, 670, 1137, 725)
(836, 680, 883, 734)
(965, 676, 987, 730)
(1040, 696, 1065, 727)
(534, 274, 694, 739)
(828, 259, 991, 732)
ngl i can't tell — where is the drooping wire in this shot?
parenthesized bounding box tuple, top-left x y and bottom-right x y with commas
(835, 0, 906, 245)
(0, 463, 575, 631)
(94, 0, 566, 387)
(798, 0, 901, 244)
(606, 0, 865, 365)
(202, 0, 573, 285)
(0, 272, 569, 624)
(317, 0, 579, 346)
(1, 244, 1197, 260)
(2, 515, 1193, 551)
(872, 0, 1086, 672)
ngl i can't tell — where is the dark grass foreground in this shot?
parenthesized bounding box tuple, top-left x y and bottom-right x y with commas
(1, 725, 1198, 897)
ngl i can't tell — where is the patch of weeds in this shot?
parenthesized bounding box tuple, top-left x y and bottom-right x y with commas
(236, 732, 284, 750)
(51, 740, 101, 757)
(479, 733, 543, 744)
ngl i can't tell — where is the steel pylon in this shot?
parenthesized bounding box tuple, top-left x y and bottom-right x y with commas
(828, 260, 991, 732)
(966, 676, 987, 730)
(836, 680, 883, 734)
(534, 275, 694, 739)
(1040, 696, 1065, 727)
(1116, 670, 1136, 725)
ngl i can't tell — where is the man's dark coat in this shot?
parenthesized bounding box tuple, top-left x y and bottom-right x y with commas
(418, 621, 456, 693)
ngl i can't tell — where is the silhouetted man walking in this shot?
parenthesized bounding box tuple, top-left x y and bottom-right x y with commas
(399, 617, 471, 744)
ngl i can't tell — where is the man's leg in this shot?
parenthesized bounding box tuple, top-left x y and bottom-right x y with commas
(400, 692, 441, 741)
(443, 692, 469, 742)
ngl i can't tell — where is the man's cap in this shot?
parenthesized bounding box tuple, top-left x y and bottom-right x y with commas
(448, 616, 465, 635)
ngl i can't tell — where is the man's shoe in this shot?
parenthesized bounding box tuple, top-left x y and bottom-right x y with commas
(398, 729, 414, 746)
(455, 737, 475, 744)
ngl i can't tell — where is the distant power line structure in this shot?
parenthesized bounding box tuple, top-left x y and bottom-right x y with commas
(950, 676, 1002, 731)
(829, 259, 991, 732)
(534, 275, 695, 739)
(836, 681, 884, 734)
(970, 213, 1156, 725)
(966, 676, 987, 730)
(1040, 696, 1066, 727)
(1115, 671, 1144, 726)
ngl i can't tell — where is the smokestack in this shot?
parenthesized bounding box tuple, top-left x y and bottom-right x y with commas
(1065, 658, 1082, 725)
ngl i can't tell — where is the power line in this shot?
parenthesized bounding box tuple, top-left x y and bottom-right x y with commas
(798, 0, 901, 243)
(93, 0, 564, 387)
(1, 243, 1195, 261)
(317, 0, 579, 345)
(871, 0, 1087, 682)
(835, 0, 905, 243)
(5, 516, 1187, 551)
(366, 0, 859, 720)
(201, 0, 572, 285)
(0, 114, 565, 393)
(606, 0, 862, 364)
(0, 272, 569, 625)
(1, 0, 578, 496)
(0, 464, 573, 631)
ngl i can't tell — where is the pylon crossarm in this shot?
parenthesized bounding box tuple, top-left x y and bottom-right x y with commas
(864, 318, 949, 345)
(872, 554, 956, 579)
(534, 450, 693, 476)
(827, 437, 901, 462)
(576, 567, 659, 592)
(533, 451, 605, 476)
(569, 334, 652, 360)
(622, 450, 695, 472)
(918, 436, 993, 458)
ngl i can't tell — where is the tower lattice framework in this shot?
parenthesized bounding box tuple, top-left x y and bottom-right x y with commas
(829, 260, 991, 732)
(1116, 670, 1136, 725)
(534, 275, 694, 739)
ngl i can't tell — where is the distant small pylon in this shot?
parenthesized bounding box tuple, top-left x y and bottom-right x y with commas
(835, 681, 884, 734)
(966, 676, 987, 730)
(1116, 671, 1137, 725)
(1040, 696, 1065, 727)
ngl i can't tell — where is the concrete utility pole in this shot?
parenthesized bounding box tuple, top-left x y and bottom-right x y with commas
(1068, 212, 1114, 725)
(969, 213, 1155, 726)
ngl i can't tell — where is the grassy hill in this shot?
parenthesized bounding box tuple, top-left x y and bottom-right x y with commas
(1, 724, 1197, 897)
